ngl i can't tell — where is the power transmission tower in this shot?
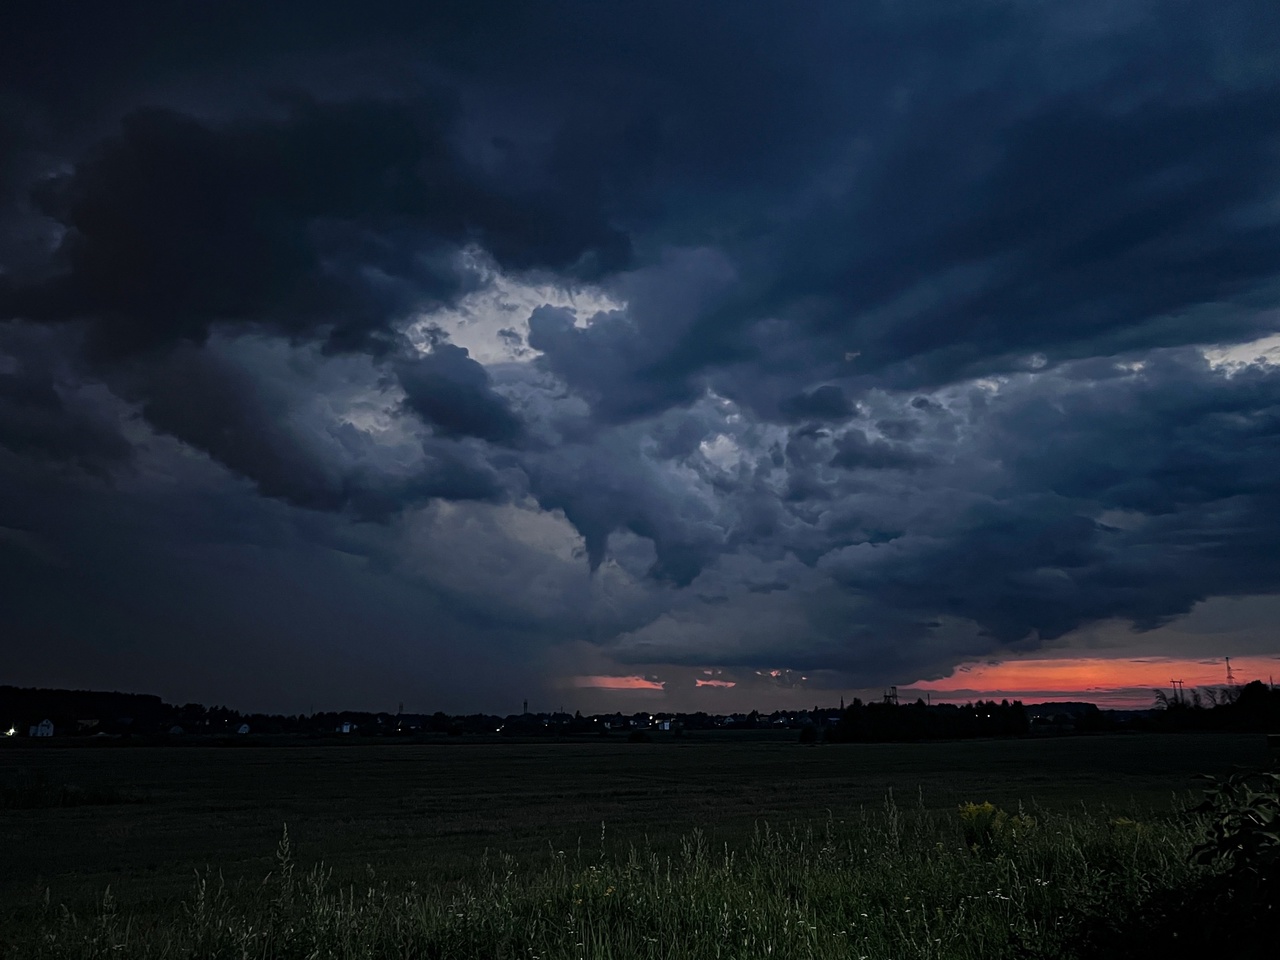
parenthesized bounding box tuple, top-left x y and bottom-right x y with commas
(1225, 657, 1236, 686)
(1169, 679, 1185, 704)
(883, 686, 899, 705)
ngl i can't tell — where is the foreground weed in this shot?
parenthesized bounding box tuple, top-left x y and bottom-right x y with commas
(4, 800, 1209, 960)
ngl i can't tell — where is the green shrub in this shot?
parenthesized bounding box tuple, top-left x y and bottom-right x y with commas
(1193, 768, 1280, 894)
(1072, 766, 1280, 960)
(1189, 769, 1280, 952)
(957, 800, 1006, 850)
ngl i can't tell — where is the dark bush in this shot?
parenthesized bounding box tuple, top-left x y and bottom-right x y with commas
(1076, 766, 1280, 960)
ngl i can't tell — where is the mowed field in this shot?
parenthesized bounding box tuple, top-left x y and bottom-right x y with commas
(0, 732, 1270, 923)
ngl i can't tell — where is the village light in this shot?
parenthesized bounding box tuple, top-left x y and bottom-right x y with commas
(4, 727, 13, 737)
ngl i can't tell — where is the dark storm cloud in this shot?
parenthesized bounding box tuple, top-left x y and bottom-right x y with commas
(0, 77, 615, 506)
(396, 343, 523, 445)
(5, 0, 1280, 708)
(568, 349, 1280, 688)
(118, 343, 352, 510)
(994, 351, 1280, 513)
(822, 352, 1280, 650)
(778, 386, 857, 423)
(829, 428, 935, 472)
(0, 96, 628, 358)
(0, 324, 130, 473)
(527, 248, 739, 423)
(662, 90, 1280, 420)
(106, 337, 510, 518)
(509, 2, 1280, 417)
(521, 431, 727, 587)
(831, 89, 1280, 375)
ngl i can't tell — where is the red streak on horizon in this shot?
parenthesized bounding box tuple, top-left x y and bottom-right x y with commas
(571, 675, 665, 690)
(695, 679, 736, 688)
(909, 655, 1280, 707)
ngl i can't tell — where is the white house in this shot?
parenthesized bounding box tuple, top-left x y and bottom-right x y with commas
(29, 719, 54, 737)
(337, 721, 356, 734)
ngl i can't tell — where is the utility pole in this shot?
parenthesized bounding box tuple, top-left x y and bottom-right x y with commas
(1225, 657, 1235, 686)
(1169, 679, 1185, 704)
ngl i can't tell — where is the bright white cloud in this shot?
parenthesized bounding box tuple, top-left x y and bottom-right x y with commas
(406, 253, 622, 365)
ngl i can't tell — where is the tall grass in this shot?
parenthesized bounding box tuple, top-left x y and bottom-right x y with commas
(5, 796, 1208, 960)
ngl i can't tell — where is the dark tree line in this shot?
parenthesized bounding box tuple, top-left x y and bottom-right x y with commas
(1150, 680, 1280, 733)
(823, 697, 1030, 743)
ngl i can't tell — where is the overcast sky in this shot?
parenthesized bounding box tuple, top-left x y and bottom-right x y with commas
(3, 1, 1280, 714)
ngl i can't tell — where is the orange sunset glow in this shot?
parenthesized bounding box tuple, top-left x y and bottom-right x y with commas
(572, 675, 665, 691)
(907, 656, 1280, 708)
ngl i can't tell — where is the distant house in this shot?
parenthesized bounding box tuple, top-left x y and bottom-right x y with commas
(396, 715, 424, 733)
(29, 719, 54, 737)
(169, 725, 185, 735)
(337, 721, 356, 734)
(1030, 715, 1076, 736)
(236, 723, 251, 735)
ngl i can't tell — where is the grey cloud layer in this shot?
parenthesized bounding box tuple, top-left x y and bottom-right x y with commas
(3, 0, 1280, 708)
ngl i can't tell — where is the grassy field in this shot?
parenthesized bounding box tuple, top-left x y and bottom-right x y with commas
(0, 732, 1273, 958)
